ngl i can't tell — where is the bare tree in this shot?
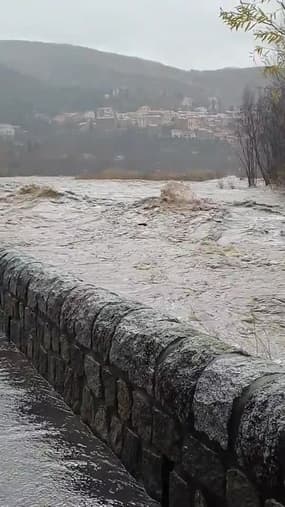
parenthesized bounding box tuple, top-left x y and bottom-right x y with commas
(255, 82, 285, 185)
(236, 87, 258, 187)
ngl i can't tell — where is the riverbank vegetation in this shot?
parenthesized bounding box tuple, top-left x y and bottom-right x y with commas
(221, 0, 285, 187)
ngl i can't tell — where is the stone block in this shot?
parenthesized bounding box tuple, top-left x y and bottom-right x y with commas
(27, 336, 33, 360)
(235, 375, 285, 489)
(10, 298, 19, 320)
(121, 428, 141, 477)
(110, 309, 193, 395)
(27, 271, 58, 312)
(3, 292, 13, 317)
(43, 322, 51, 350)
(84, 354, 102, 399)
(193, 354, 284, 450)
(48, 354, 56, 385)
(51, 327, 60, 354)
(74, 288, 121, 349)
(24, 307, 37, 336)
(10, 318, 22, 348)
(64, 368, 83, 414)
(15, 263, 44, 304)
(54, 356, 65, 393)
(81, 385, 93, 426)
(0, 253, 20, 287)
(169, 471, 191, 507)
(2, 256, 27, 292)
(132, 391, 152, 443)
(92, 406, 109, 443)
(46, 276, 79, 327)
(110, 415, 123, 456)
(39, 345, 48, 377)
(226, 469, 260, 507)
(60, 335, 71, 363)
(36, 317, 45, 345)
(155, 334, 233, 424)
(194, 490, 208, 507)
(182, 435, 225, 499)
(70, 344, 84, 377)
(117, 379, 132, 422)
(32, 334, 40, 369)
(92, 300, 144, 362)
(141, 447, 163, 501)
(152, 408, 180, 462)
(265, 501, 285, 507)
(19, 302, 24, 321)
(60, 285, 95, 337)
(102, 368, 116, 407)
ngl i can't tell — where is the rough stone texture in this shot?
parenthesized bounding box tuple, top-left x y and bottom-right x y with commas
(46, 276, 79, 327)
(152, 408, 180, 462)
(60, 285, 95, 337)
(2, 257, 29, 294)
(0, 254, 22, 288)
(141, 447, 163, 501)
(226, 469, 260, 507)
(38, 345, 48, 377)
(54, 356, 65, 393)
(74, 289, 122, 349)
(193, 354, 284, 450)
(81, 385, 94, 426)
(117, 379, 132, 422)
(110, 415, 123, 456)
(182, 435, 225, 498)
(60, 335, 71, 363)
(235, 375, 285, 489)
(265, 501, 285, 507)
(3, 248, 285, 507)
(93, 406, 109, 443)
(102, 367, 116, 407)
(110, 309, 191, 395)
(10, 318, 21, 348)
(27, 271, 58, 313)
(92, 300, 145, 362)
(169, 471, 191, 507)
(64, 368, 82, 414)
(121, 428, 141, 477)
(70, 344, 84, 378)
(84, 354, 102, 399)
(43, 322, 51, 350)
(132, 391, 152, 443)
(51, 327, 60, 354)
(194, 490, 208, 507)
(16, 263, 44, 303)
(156, 334, 233, 423)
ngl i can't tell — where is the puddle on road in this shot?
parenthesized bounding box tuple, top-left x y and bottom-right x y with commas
(0, 336, 155, 507)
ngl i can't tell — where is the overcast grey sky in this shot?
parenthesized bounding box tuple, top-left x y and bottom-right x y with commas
(0, 0, 255, 70)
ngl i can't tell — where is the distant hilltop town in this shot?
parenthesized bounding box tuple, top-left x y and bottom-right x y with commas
(0, 95, 240, 147)
(51, 100, 239, 145)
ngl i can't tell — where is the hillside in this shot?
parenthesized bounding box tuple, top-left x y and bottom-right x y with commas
(0, 40, 266, 123)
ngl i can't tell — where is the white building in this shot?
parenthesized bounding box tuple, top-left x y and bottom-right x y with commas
(0, 124, 16, 138)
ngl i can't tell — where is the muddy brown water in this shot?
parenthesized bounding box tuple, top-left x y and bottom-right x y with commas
(0, 176, 284, 360)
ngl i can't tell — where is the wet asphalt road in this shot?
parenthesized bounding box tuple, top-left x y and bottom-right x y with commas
(0, 335, 156, 507)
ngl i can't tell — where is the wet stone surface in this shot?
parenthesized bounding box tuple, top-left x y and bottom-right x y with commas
(0, 335, 157, 507)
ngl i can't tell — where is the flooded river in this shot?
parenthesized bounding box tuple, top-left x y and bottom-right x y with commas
(0, 176, 284, 359)
(0, 335, 157, 507)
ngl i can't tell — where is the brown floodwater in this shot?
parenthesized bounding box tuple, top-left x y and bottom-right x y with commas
(0, 176, 284, 359)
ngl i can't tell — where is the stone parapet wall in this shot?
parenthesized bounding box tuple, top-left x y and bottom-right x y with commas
(0, 248, 285, 507)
